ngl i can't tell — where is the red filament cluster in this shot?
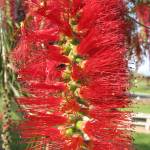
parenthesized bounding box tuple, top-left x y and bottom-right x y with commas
(13, 0, 132, 149)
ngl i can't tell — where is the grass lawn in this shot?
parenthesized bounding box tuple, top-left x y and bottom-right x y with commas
(128, 103, 150, 114)
(130, 77, 150, 94)
(129, 77, 150, 114)
(121, 101, 150, 114)
(134, 133, 150, 150)
(130, 77, 150, 150)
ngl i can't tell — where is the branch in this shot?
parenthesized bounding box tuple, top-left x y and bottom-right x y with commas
(127, 15, 150, 30)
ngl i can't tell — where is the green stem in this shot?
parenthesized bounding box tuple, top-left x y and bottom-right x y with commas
(0, 7, 11, 150)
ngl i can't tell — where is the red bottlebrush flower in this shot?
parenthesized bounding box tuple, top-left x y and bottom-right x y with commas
(0, 0, 5, 9)
(71, 0, 85, 16)
(17, 97, 62, 111)
(61, 99, 80, 113)
(72, 64, 84, 81)
(27, 29, 59, 42)
(46, 46, 70, 63)
(65, 136, 83, 150)
(12, 0, 132, 149)
(136, 3, 150, 38)
(0, 113, 3, 121)
(34, 1, 73, 36)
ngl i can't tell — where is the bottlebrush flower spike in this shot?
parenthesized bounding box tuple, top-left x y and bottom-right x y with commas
(12, 0, 132, 149)
(136, 3, 150, 38)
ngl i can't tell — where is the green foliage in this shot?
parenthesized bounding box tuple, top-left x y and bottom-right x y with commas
(130, 78, 150, 94)
(0, 2, 22, 149)
(133, 103, 150, 113)
(0, 1, 22, 119)
(125, 103, 150, 114)
(134, 133, 150, 150)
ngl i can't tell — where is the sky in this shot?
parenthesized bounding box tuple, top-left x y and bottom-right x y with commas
(127, 2, 150, 77)
(137, 55, 150, 77)
(128, 51, 150, 77)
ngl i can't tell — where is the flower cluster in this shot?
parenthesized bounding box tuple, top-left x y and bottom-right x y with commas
(136, 3, 150, 39)
(13, 0, 132, 149)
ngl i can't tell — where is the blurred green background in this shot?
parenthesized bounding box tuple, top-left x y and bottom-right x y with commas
(130, 76, 150, 150)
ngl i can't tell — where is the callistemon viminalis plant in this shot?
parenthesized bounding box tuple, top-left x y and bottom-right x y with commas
(12, 0, 132, 149)
(0, 0, 23, 149)
(136, 3, 150, 42)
